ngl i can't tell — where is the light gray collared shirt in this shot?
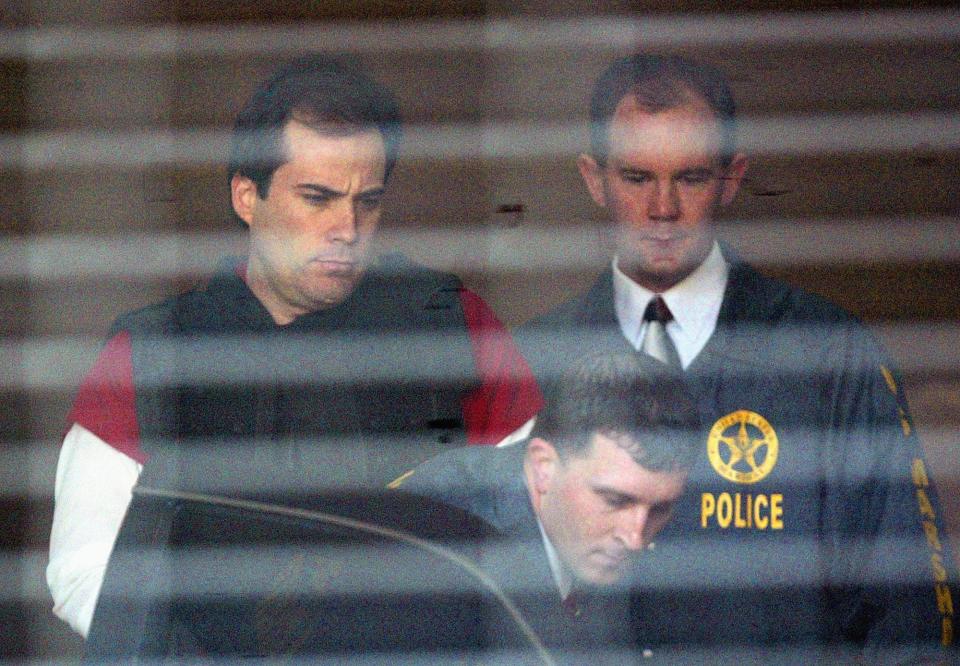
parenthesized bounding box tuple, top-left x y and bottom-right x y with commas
(536, 516, 573, 600)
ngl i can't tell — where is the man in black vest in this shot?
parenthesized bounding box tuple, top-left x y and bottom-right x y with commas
(48, 56, 542, 639)
(398, 352, 701, 663)
(518, 53, 956, 663)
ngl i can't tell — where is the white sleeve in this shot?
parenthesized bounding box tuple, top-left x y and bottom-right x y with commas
(47, 423, 142, 638)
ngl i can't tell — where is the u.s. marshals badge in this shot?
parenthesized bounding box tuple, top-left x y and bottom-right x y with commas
(707, 410, 779, 484)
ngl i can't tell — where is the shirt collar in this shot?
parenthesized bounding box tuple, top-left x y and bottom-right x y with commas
(613, 243, 728, 364)
(536, 517, 573, 599)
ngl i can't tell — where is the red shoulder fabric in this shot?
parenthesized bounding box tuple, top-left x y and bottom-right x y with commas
(66, 331, 147, 464)
(459, 288, 543, 445)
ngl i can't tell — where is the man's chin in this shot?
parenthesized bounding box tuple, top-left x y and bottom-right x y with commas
(621, 255, 698, 292)
(577, 558, 630, 587)
(300, 274, 362, 311)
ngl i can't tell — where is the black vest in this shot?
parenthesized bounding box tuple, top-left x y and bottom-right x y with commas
(85, 255, 488, 659)
(114, 253, 480, 500)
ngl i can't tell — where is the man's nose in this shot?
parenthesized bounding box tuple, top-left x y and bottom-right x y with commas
(326, 201, 358, 244)
(648, 181, 680, 221)
(616, 506, 650, 551)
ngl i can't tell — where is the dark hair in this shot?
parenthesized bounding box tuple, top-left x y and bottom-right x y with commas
(532, 352, 701, 473)
(227, 55, 402, 198)
(589, 53, 737, 167)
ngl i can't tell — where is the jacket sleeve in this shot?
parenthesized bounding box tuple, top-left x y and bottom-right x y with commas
(824, 326, 956, 661)
(47, 424, 142, 637)
(47, 331, 146, 636)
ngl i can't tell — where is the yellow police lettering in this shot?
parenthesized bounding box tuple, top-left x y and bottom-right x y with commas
(932, 553, 948, 583)
(700, 493, 783, 530)
(716, 493, 733, 528)
(936, 583, 954, 616)
(943, 617, 954, 647)
(701, 493, 715, 528)
(917, 488, 936, 520)
(754, 494, 769, 529)
(770, 494, 784, 529)
(734, 493, 751, 528)
(912, 458, 929, 488)
(923, 520, 943, 552)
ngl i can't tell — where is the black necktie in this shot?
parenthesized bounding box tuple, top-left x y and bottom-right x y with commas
(641, 296, 681, 368)
(561, 589, 584, 619)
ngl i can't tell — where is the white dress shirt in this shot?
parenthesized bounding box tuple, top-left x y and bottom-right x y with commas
(500, 243, 729, 452)
(613, 242, 728, 370)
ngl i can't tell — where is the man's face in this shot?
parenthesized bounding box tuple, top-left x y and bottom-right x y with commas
(231, 120, 386, 324)
(578, 94, 746, 292)
(527, 433, 687, 587)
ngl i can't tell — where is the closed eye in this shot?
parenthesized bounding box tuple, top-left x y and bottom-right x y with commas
(298, 185, 341, 206)
(619, 170, 652, 185)
(303, 194, 334, 205)
(596, 489, 635, 510)
(677, 170, 714, 185)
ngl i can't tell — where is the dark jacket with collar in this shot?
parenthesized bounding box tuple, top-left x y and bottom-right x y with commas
(517, 251, 957, 664)
(84, 254, 483, 659)
(114, 253, 479, 498)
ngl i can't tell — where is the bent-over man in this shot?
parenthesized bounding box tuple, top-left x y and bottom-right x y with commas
(398, 352, 701, 661)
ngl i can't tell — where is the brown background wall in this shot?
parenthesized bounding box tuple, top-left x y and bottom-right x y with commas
(1, 0, 958, 658)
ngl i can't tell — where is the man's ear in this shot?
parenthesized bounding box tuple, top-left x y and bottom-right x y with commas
(526, 437, 561, 496)
(576, 153, 607, 208)
(719, 152, 748, 206)
(230, 173, 259, 227)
